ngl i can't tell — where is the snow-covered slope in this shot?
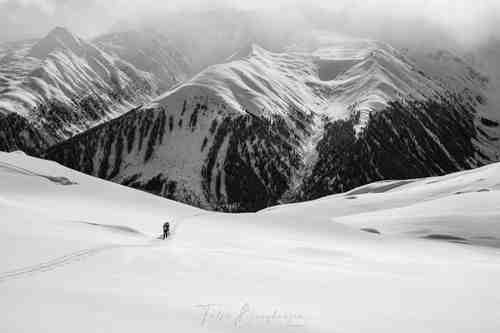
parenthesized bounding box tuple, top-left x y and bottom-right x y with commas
(407, 48, 500, 143)
(46, 38, 500, 211)
(2, 152, 500, 333)
(94, 30, 191, 91)
(290, 37, 500, 200)
(0, 151, 199, 232)
(0, 27, 189, 154)
(264, 161, 500, 247)
(46, 45, 320, 211)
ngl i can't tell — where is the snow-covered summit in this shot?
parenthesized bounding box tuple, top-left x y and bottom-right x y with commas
(28, 27, 85, 59)
(225, 43, 270, 62)
(151, 44, 319, 119)
(151, 39, 439, 124)
(94, 30, 191, 91)
(0, 28, 190, 153)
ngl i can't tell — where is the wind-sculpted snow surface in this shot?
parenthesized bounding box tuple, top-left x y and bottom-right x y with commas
(47, 39, 500, 211)
(0, 27, 189, 154)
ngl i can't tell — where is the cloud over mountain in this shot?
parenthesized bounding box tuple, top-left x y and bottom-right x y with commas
(1, 0, 499, 49)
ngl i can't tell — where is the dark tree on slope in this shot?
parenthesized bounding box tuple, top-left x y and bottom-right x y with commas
(201, 114, 302, 212)
(299, 98, 485, 201)
(0, 113, 48, 154)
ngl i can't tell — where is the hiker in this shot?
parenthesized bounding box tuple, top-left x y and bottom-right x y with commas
(162, 222, 170, 240)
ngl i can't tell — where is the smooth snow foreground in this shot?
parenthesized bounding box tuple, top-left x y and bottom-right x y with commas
(1, 151, 500, 332)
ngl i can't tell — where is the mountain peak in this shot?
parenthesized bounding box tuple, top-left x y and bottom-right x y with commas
(48, 26, 73, 37)
(226, 43, 269, 62)
(29, 26, 84, 59)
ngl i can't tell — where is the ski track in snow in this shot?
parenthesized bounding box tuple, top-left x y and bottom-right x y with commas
(0, 243, 154, 284)
(0, 210, 211, 284)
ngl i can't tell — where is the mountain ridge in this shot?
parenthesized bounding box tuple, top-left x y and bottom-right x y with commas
(45, 38, 500, 211)
(0, 27, 190, 154)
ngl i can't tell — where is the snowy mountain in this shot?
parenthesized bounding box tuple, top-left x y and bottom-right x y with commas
(46, 44, 319, 211)
(2, 151, 500, 332)
(94, 30, 191, 91)
(0, 27, 189, 154)
(46, 38, 500, 211)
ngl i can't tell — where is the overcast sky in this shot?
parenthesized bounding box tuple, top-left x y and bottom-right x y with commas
(0, 0, 499, 48)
